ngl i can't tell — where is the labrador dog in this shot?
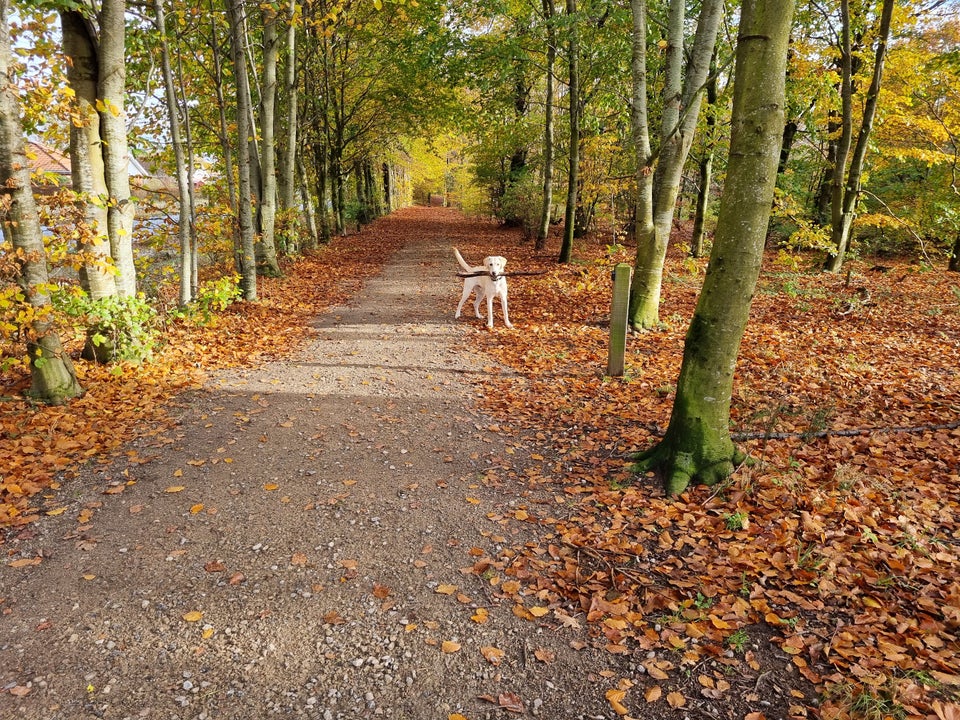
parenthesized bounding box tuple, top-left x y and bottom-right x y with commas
(453, 247, 512, 329)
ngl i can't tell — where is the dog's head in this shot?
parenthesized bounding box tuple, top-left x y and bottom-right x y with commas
(484, 256, 507, 279)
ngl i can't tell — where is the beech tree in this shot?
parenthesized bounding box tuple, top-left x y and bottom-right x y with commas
(631, 0, 795, 495)
(0, 0, 82, 404)
(628, 0, 724, 328)
(823, 0, 896, 272)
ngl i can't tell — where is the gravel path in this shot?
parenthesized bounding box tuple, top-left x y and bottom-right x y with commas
(1, 212, 620, 720)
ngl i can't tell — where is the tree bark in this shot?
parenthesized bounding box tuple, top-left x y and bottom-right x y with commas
(256, 5, 282, 275)
(824, 0, 895, 272)
(298, 156, 318, 249)
(96, 0, 137, 298)
(225, 0, 258, 300)
(60, 10, 115, 303)
(153, 0, 193, 306)
(536, 0, 556, 251)
(0, 0, 82, 404)
(558, 0, 579, 264)
(631, 0, 723, 327)
(631, 0, 795, 495)
(690, 52, 718, 258)
(278, 0, 298, 224)
(627, 0, 656, 327)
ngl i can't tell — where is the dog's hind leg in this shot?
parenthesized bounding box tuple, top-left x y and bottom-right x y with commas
(456, 285, 474, 319)
(473, 291, 485, 319)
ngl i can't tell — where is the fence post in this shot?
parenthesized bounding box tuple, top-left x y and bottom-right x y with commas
(607, 263, 632, 377)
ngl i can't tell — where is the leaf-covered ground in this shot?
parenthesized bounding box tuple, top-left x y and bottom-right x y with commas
(459, 226, 960, 719)
(2, 207, 959, 719)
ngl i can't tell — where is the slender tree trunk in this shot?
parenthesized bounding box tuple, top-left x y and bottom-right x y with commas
(0, 0, 82, 404)
(257, 5, 282, 275)
(382, 162, 392, 213)
(536, 0, 556, 250)
(278, 0, 297, 220)
(632, 0, 795, 495)
(632, 0, 723, 327)
(226, 0, 257, 300)
(824, 0, 895, 272)
(949, 234, 960, 272)
(60, 10, 115, 303)
(313, 142, 332, 243)
(691, 52, 718, 258)
(628, 0, 656, 326)
(97, 0, 137, 297)
(175, 49, 199, 298)
(210, 10, 237, 214)
(558, 0, 579, 264)
(154, 0, 193, 306)
(298, 156, 318, 249)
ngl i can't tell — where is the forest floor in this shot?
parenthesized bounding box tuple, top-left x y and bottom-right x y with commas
(1, 206, 959, 720)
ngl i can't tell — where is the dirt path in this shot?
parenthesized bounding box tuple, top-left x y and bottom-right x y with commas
(1, 210, 621, 720)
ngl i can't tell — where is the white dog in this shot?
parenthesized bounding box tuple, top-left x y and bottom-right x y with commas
(453, 247, 512, 329)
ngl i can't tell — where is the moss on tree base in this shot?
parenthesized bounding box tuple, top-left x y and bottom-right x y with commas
(631, 430, 746, 496)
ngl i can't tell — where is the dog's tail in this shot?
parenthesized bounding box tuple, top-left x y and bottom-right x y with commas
(453, 247, 473, 273)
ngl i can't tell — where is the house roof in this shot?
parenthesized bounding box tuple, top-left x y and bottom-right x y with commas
(26, 141, 71, 176)
(26, 140, 153, 178)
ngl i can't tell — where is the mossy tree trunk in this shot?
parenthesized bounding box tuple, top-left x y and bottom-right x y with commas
(632, 0, 794, 495)
(0, 0, 82, 404)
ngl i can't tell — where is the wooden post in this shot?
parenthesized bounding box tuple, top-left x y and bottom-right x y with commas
(607, 263, 632, 377)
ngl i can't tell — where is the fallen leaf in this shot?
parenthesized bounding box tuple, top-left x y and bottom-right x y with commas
(644, 685, 662, 702)
(605, 688, 629, 715)
(182, 611, 203, 622)
(534, 648, 555, 663)
(291, 552, 308, 566)
(8, 556, 42, 568)
(441, 641, 462, 654)
(666, 691, 686, 709)
(9, 686, 30, 697)
(471, 608, 490, 624)
(498, 692, 524, 713)
(204, 560, 226, 572)
(165, 485, 186, 493)
(480, 646, 505, 665)
(189, 503, 204, 514)
(435, 584, 458, 595)
(263, 483, 279, 491)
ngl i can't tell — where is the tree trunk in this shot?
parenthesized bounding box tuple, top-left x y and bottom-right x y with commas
(382, 162, 392, 213)
(632, 0, 795, 495)
(97, 0, 137, 298)
(0, 0, 83, 404)
(210, 10, 237, 215)
(256, 5, 282, 276)
(824, 0, 895, 273)
(536, 0, 556, 250)
(313, 141, 332, 243)
(690, 53, 718, 258)
(60, 10, 116, 303)
(950, 234, 960, 272)
(627, 0, 657, 326)
(278, 0, 298, 222)
(298, 156, 318, 250)
(558, 0, 579, 264)
(226, 0, 258, 300)
(633, 0, 723, 327)
(175, 49, 199, 298)
(154, 0, 194, 306)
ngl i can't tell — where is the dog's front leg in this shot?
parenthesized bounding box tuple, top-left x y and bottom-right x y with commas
(500, 293, 512, 329)
(485, 293, 495, 329)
